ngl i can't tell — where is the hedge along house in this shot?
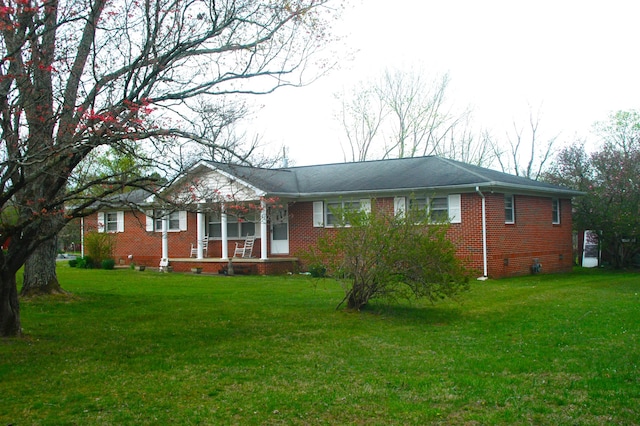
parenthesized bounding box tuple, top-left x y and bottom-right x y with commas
(86, 156, 583, 278)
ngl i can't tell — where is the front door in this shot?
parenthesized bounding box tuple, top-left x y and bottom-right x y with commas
(270, 207, 289, 255)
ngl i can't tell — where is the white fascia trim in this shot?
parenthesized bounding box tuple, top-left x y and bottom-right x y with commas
(198, 162, 267, 199)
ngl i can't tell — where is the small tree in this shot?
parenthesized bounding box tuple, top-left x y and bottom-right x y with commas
(310, 204, 470, 310)
(83, 232, 117, 267)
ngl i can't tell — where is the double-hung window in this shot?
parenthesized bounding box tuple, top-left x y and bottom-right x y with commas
(98, 211, 124, 233)
(208, 212, 257, 238)
(105, 212, 119, 232)
(155, 210, 181, 231)
(404, 194, 461, 224)
(429, 196, 449, 223)
(505, 194, 515, 224)
(326, 200, 361, 227)
(313, 199, 371, 227)
(552, 198, 560, 224)
(145, 210, 186, 232)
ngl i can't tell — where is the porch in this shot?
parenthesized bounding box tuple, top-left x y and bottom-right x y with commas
(166, 256, 300, 275)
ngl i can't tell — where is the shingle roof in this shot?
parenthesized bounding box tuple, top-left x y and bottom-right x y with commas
(205, 156, 582, 199)
(96, 188, 154, 208)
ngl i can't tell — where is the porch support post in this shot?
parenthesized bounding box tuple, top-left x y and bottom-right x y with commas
(196, 205, 205, 259)
(260, 199, 268, 260)
(162, 214, 169, 258)
(221, 204, 229, 259)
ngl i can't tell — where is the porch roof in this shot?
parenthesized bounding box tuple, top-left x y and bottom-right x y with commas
(206, 156, 583, 199)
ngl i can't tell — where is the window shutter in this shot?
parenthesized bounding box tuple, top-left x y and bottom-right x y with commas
(179, 211, 187, 231)
(146, 210, 154, 232)
(448, 194, 461, 224)
(394, 196, 406, 217)
(117, 211, 125, 232)
(312, 201, 324, 227)
(360, 199, 371, 214)
(97, 212, 105, 233)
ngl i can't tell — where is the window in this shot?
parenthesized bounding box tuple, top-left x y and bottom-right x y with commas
(429, 197, 449, 223)
(98, 211, 124, 233)
(312, 199, 371, 228)
(145, 210, 186, 232)
(105, 212, 119, 232)
(155, 210, 180, 231)
(404, 194, 461, 224)
(552, 198, 560, 224)
(505, 194, 515, 224)
(325, 200, 363, 227)
(207, 212, 258, 238)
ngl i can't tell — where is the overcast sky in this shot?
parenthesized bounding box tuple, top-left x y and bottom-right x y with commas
(252, 0, 640, 167)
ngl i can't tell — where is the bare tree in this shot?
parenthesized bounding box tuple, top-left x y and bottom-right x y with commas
(436, 113, 496, 167)
(336, 68, 489, 164)
(335, 85, 386, 162)
(0, 0, 337, 336)
(380, 70, 458, 159)
(181, 97, 284, 168)
(493, 106, 558, 180)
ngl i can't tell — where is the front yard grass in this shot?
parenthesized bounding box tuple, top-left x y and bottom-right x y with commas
(1, 267, 638, 425)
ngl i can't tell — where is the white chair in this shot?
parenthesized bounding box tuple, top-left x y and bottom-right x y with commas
(190, 236, 209, 257)
(233, 235, 255, 258)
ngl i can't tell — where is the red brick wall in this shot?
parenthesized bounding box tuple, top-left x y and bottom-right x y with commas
(483, 194, 573, 278)
(286, 193, 574, 279)
(84, 210, 263, 266)
(88, 192, 574, 278)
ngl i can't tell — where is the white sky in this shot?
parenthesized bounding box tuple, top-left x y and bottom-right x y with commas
(252, 0, 640, 166)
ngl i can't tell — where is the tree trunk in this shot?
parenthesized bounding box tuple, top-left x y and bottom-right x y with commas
(0, 269, 21, 337)
(21, 236, 65, 297)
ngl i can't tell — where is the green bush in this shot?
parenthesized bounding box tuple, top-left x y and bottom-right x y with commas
(76, 256, 94, 269)
(101, 258, 116, 270)
(308, 263, 327, 278)
(68, 259, 78, 268)
(84, 232, 116, 266)
(309, 203, 470, 310)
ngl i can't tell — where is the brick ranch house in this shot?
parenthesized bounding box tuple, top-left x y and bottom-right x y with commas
(86, 156, 583, 278)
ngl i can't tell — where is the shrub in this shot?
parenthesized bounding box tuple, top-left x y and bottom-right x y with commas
(68, 259, 78, 268)
(76, 256, 95, 269)
(84, 232, 116, 266)
(101, 258, 116, 270)
(310, 203, 470, 310)
(308, 263, 327, 278)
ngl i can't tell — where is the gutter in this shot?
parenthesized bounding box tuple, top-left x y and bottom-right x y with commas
(266, 181, 584, 201)
(475, 186, 488, 280)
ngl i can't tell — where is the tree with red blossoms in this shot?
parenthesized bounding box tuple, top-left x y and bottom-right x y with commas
(0, 0, 338, 336)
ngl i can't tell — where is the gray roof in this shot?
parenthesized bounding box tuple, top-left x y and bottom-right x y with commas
(96, 188, 154, 208)
(206, 156, 583, 199)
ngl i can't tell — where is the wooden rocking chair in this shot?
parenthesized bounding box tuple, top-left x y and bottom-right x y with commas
(233, 235, 255, 258)
(190, 236, 209, 257)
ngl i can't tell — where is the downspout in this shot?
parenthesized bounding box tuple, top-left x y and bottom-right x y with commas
(475, 186, 488, 280)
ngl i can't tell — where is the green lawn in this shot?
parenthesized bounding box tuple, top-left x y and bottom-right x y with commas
(1, 266, 639, 425)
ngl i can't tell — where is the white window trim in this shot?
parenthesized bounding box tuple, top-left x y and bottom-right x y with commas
(146, 210, 187, 232)
(552, 198, 560, 224)
(505, 194, 515, 224)
(313, 201, 324, 227)
(97, 211, 124, 233)
(395, 194, 462, 224)
(448, 194, 462, 224)
(321, 198, 370, 228)
(206, 213, 261, 239)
